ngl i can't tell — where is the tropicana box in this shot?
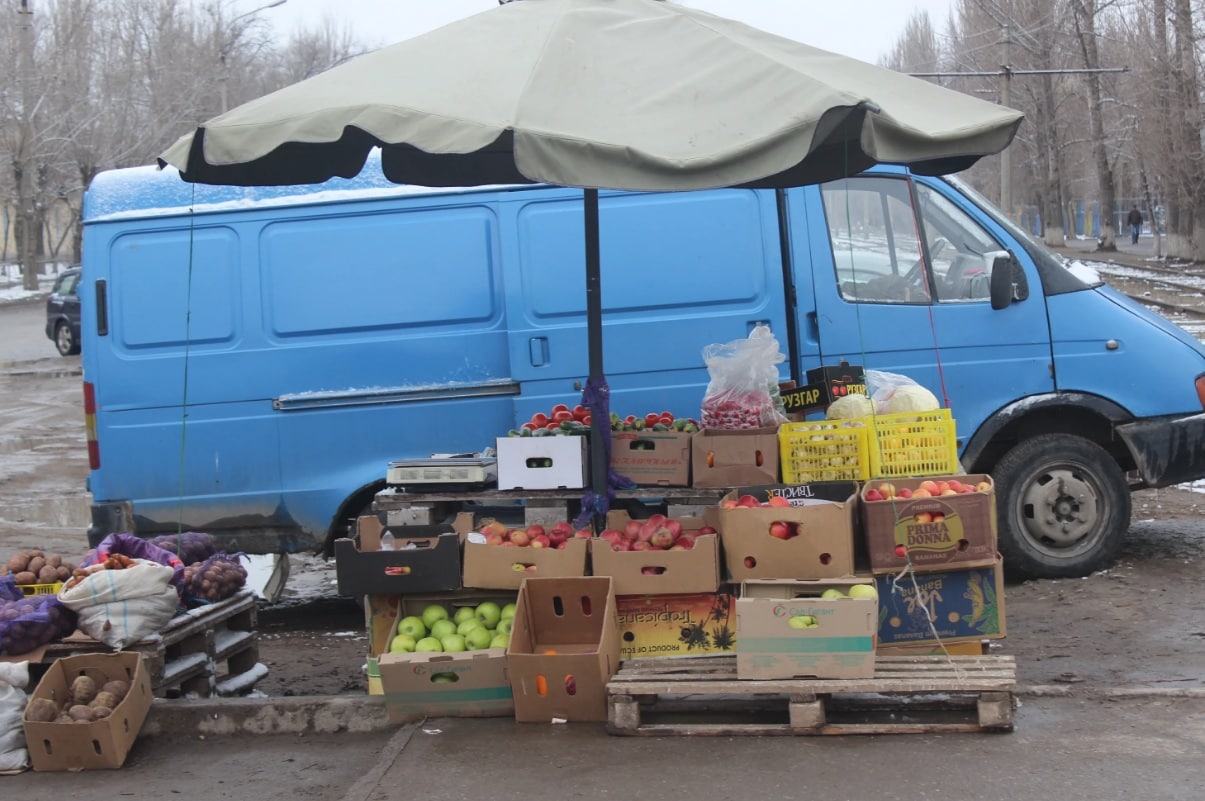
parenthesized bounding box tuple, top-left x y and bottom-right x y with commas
(508, 576, 620, 723)
(591, 510, 721, 595)
(690, 427, 780, 488)
(736, 578, 878, 680)
(335, 513, 470, 596)
(715, 481, 859, 582)
(375, 589, 519, 722)
(23, 651, 152, 771)
(861, 474, 998, 574)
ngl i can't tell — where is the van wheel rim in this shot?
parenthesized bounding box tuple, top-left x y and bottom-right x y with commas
(56, 325, 73, 353)
(1017, 464, 1103, 553)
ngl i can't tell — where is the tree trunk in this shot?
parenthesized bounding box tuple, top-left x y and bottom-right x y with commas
(1071, 0, 1117, 252)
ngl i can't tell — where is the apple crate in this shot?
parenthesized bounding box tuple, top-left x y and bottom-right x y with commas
(868, 410, 959, 479)
(778, 419, 870, 483)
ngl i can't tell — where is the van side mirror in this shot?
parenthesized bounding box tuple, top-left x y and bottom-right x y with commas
(988, 251, 1024, 310)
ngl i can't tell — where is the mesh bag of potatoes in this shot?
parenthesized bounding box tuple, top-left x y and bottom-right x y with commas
(149, 531, 217, 566)
(23, 670, 133, 725)
(181, 552, 248, 605)
(0, 593, 78, 657)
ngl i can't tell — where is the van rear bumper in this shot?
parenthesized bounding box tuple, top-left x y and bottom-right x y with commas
(1117, 413, 1205, 488)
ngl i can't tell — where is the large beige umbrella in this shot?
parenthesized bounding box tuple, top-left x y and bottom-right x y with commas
(159, 0, 1022, 515)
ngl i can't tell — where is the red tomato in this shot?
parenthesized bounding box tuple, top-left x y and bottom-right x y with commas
(551, 403, 570, 415)
(644, 413, 660, 428)
(552, 410, 574, 423)
(659, 413, 674, 426)
(581, 414, 591, 426)
(546, 422, 560, 430)
(572, 404, 588, 421)
(531, 413, 549, 427)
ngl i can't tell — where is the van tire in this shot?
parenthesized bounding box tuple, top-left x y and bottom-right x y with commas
(992, 434, 1129, 580)
(55, 321, 80, 356)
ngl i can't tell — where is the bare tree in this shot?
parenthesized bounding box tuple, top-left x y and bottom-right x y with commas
(1070, 0, 1119, 251)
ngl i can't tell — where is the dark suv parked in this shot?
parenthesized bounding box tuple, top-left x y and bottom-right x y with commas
(45, 266, 81, 356)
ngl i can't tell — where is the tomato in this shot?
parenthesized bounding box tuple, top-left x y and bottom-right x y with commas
(581, 414, 591, 426)
(531, 413, 549, 427)
(546, 422, 560, 430)
(552, 410, 574, 423)
(520, 422, 537, 431)
(659, 413, 674, 426)
(644, 413, 660, 428)
(551, 403, 570, 415)
(572, 404, 589, 421)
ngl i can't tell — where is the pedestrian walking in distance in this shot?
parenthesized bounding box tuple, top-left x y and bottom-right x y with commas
(1127, 205, 1143, 245)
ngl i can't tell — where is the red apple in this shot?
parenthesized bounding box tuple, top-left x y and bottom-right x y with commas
(649, 527, 675, 549)
(736, 494, 761, 508)
(525, 524, 546, 540)
(865, 488, 884, 502)
(766, 495, 791, 508)
(631, 541, 651, 551)
(769, 521, 792, 540)
(897, 487, 913, 499)
(623, 520, 642, 541)
(548, 528, 568, 547)
(485, 532, 505, 547)
(509, 528, 531, 547)
(573, 528, 593, 539)
(697, 526, 717, 537)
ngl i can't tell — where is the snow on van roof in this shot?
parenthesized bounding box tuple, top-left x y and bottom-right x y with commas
(84, 150, 525, 222)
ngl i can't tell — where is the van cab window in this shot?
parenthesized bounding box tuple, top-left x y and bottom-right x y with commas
(821, 176, 928, 304)
(822, 175, 1009, 305)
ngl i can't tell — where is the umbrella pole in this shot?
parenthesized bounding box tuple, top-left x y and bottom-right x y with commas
(584, 189, 610, 523)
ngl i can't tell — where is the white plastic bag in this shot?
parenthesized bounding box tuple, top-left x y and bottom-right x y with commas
(0, 662, 29, 772)
(57, 560, 179, 648)
(700, 324, 789, 429)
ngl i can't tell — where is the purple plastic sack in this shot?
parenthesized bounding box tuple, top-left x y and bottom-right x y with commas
(83, 533, 186, 590)
(149, 532, 217, 566)
(0, 575, 22, 603)
(0, 594, 77, 656)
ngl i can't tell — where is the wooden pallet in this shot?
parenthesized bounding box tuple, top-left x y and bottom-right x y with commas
(606, 654, 1016, 736)
(43, 589, 267, 698)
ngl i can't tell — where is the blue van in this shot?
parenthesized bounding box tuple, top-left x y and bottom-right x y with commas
(79, 158, 1205, 578)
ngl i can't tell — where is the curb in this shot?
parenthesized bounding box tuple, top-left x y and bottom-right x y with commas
(141, 683, 1205, 737)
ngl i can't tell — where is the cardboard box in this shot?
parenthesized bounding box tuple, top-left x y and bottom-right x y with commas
(877, 640, 988, 657)
(496, 435, 587, 490)
(364, 590, 517, 696)
(736, 579, 877, 680)
(615, 591, 736, 659)
(875, 558, 1006, 647)
(462, 537, 588, 590)
(717, 482, 858, 581)
(334, 515, 463, 596)
(508, 577, 620, 723)
(378, 650, 513, 722)
(781, 362, 867, 419)
(862, 475, 998, 574)
(23, 652, 152, 771)
(592, 511, 720, 595)
(690, 427, 780, 488)
(610, 430, 691, 486)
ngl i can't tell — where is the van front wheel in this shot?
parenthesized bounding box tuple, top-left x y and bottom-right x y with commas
(992, 434, 1129, 580)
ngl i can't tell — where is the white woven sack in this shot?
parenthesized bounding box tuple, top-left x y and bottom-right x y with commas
(0, 661, 29, 772)
(57, 560, 178, 648)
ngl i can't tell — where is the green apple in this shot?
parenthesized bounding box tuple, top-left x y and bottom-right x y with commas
(431, 673, 458, 684)
(441, 634, 467, 653)
(396, 616, 427, 639)
(464, 626, 493, 650)
(490, 633, 509, 649)
(788, 615, 819, 629)
(847, 584, 879, 600)
(414, 637, 443, 652)
(420, 604, 450, 630)
(456, 618, 485, 637)
(495, 618, 513, 636)
(500, 603, 517, 622)
(452, 606, 477, 625)
(475, 601, 502, 628)
(820, 588, 846, 600)
(389, 633, 417, 653)
(429, 619, 457, 640)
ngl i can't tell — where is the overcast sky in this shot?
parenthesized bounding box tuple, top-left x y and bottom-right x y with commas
(260, 0, 957, 65)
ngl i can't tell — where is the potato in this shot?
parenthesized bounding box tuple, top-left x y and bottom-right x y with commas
(92, 706, 112, 719)
(12, 571, 36, 585)
(56, 565, 71, 581)
(46, 554, 62, 568)
(101, 679, 130, 701)
(70, 675, 99, 705)
(68, 704, 96, 722)
(26, 556, 46, 575)
(6, 554, 28, 574)
(37, 565, 59, 584)
(89, 691, 120, 711)
(24, 697, 59, 723)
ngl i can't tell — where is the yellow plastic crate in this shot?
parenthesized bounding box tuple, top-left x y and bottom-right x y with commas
(19, 582, 63, 597)
(868, 409, 959, 478)
(779, 419, 871, 483)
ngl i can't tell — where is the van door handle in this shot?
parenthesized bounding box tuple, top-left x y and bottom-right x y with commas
(804, 312, 819, 345)
(529, 337, 549, 367)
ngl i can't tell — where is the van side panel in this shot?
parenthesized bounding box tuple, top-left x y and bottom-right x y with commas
(504, 189, 789, 417)
(85, 192, 517, 551)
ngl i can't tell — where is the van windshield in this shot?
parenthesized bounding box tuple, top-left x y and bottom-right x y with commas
(944, 176, 1101, 294)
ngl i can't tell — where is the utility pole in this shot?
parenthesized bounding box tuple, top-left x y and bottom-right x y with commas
(1000, 25, 1012, 214)
(220, 0, 288, 113)
(18, 0, 38, 291)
